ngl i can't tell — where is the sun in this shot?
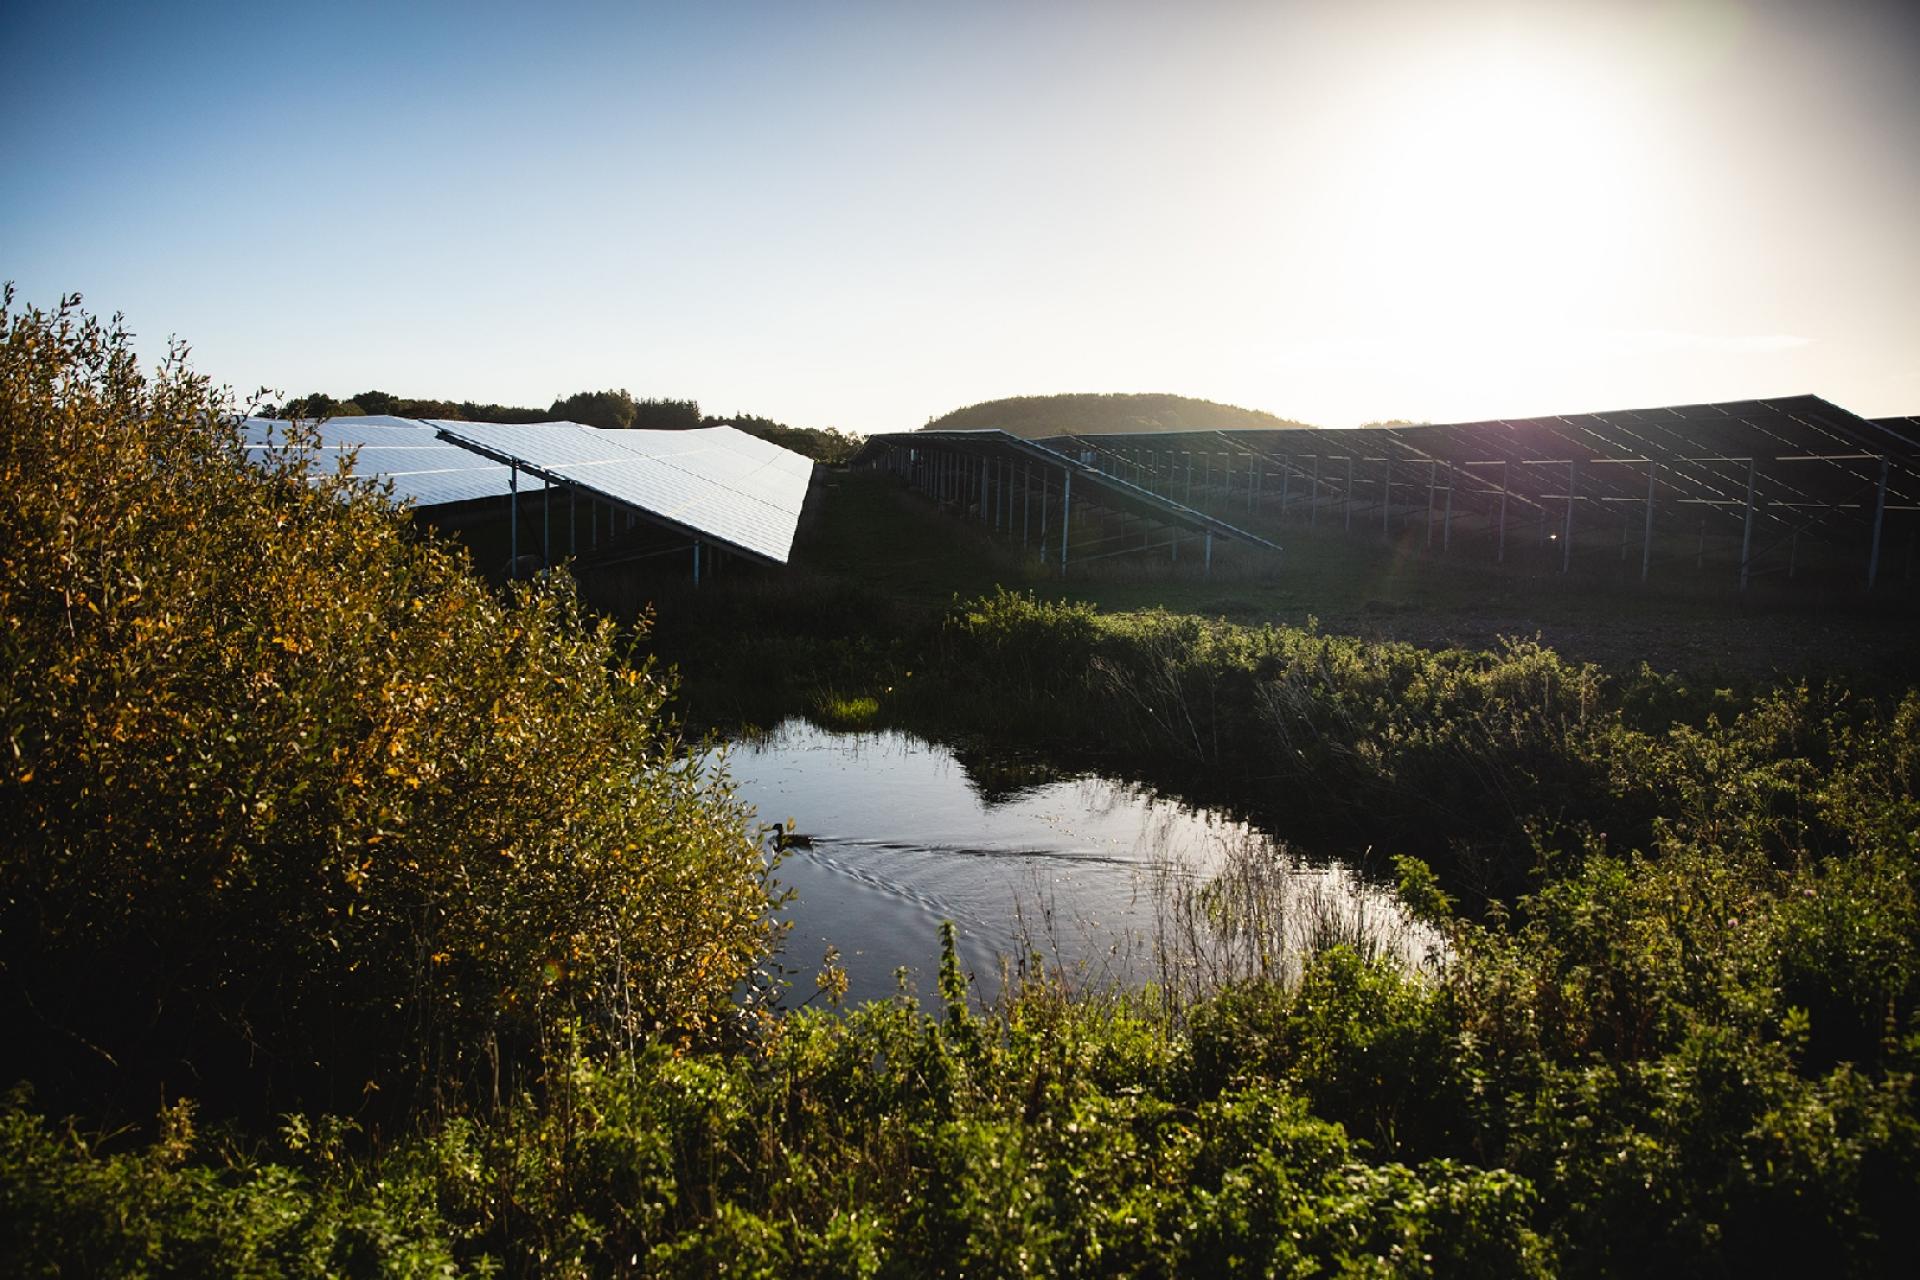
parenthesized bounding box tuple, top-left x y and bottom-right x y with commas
(1346, 39, 1655, 329)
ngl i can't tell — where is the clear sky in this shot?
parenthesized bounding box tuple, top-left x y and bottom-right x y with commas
(6, 0, 1916, 432)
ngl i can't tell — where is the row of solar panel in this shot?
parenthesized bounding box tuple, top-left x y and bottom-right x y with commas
(242, 416, 814, 564)
(1033, 395, 1918, 514)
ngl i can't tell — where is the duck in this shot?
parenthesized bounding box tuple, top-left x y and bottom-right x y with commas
(769, 822, 814, 852)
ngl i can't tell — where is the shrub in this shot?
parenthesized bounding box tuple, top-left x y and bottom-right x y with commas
(0, 291, 773, 1122)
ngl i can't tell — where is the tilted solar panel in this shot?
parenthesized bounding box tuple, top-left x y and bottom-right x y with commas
(242, 416, 515, 507)
(429, 422, 814, 564)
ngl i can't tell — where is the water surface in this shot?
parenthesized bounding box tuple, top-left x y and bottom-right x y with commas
(724, 719, 1433, 1007)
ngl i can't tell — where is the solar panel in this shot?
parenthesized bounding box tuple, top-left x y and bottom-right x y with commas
(430, 422, 814, 564)
(243, 416, 516, 508)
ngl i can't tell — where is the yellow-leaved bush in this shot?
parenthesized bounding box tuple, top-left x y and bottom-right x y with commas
(0, 291, 772, 1121)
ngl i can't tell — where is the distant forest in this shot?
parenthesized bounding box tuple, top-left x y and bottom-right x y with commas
(924, 392, 1317, 438)
(262, 388, 864, 464)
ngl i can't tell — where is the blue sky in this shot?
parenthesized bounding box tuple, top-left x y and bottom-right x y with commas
(6, 0, 1917, 431)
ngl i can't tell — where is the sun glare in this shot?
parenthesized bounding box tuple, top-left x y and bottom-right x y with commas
(1268, 33, 1671, 417)
(1350, 42, 1650, 319)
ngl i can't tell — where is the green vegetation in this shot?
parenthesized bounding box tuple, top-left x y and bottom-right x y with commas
(5, 300, 1917, 1274)
(925, 392, 1316, 438)
(0, 292, 773, 1128)
(709, 413, 864, 466)
(265, 389, 553, 424)
(549, 389, 699, 432)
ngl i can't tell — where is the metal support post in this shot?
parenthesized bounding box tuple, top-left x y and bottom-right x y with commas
(1204, 530, 1213, 576)
(543, 476, 551, 569)
(1443, 476, 1453, 550)
(509, 463, 519, 577)
(1640, 461, 1655, 583)
(1382, 445, 1393, 540)
(1738, 457, 1756, 591)
(1868, 455, 1889, 589)
(692, 540, 702, 587)
(1310, 455, 1320, 529)
(1562, 460, 1575, 573)
(1023, 463, 1031, 548)
(1059, 468, 1072, 574)
(1345, 456, 1354, 532)
(1497, 461, 1508, 564)
(1425, 460, 1437, 548)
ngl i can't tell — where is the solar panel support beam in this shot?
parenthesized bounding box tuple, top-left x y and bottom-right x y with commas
(1739, 458, 1757, 592)
(1426, 460, 1438, 549)
(509, 464, 520, 579)
(1383, 443, 1394, 541)
(1562, 461, 1576, 573)
(1060, 468, 1072, 575)
(1022, 463, 1031, 549)
(1868, 455, 1889, 589)
(1641, 462, 1656, 584)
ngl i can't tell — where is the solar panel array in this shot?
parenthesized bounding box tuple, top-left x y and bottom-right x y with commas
(1048, 395, 1919, 529)
(429, 422, 815, 564)
(243, 416, 514, 508)
(852, 394, 1918, 586)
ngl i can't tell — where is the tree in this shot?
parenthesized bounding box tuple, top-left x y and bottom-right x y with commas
(630, 396, 702, 431)
(549, 387, 639, 430)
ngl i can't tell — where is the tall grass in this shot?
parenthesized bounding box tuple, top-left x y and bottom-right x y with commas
(1148, 829, 1443, 1011)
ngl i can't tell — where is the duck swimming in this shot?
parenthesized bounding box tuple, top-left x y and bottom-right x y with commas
(769, 822, 814, 851)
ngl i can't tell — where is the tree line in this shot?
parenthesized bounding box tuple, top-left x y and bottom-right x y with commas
(263, 387, 864, 464)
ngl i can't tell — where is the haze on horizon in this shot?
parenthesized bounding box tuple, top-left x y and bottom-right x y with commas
(5, 0, 1916, 434)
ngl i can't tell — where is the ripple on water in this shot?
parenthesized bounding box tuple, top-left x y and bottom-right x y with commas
(721, 719, 1441, 1008)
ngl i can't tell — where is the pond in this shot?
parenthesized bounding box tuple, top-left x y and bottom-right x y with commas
(723, 719, 1440, 1008)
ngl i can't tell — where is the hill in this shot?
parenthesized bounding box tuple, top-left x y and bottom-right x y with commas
(923, 392, 1316, 438)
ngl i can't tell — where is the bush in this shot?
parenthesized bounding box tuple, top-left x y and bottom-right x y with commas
(0, 291, 773, 1122)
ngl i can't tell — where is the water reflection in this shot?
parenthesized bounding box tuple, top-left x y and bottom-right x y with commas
(723, 719, 1439, 1008)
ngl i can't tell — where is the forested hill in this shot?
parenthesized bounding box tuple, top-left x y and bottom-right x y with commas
(923, 393, 1316, 438)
